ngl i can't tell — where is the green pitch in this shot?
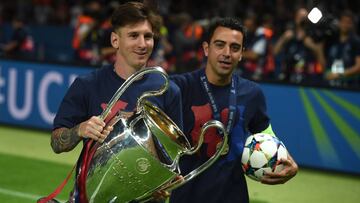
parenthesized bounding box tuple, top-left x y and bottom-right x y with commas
(0, 125, 81, 202)
(0, 125, 359, 203)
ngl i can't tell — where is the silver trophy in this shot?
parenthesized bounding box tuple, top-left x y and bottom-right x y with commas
(84, 67, 228, 203)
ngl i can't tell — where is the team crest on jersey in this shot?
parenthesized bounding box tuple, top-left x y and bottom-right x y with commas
(191, 103, 229, 158)
(101, 100, 134, 123)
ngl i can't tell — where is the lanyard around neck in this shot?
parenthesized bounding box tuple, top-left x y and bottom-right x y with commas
(200, 72, 237, 134)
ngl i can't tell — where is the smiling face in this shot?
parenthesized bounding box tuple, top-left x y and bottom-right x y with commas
(111, 20, 154, 72)
(203, 26, 244, 85)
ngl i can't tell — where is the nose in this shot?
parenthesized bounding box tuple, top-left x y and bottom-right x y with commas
(222, 45, 231, 57)
(138, 35, 146, 48)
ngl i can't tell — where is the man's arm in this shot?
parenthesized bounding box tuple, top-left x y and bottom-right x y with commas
(2, 41, 19, 53)
(273, 30, 294, 55)
(51, 126, 82, 154)
(303, 36, 326, 69)
(51, 116, 113, 154)
(326, 56, 360, 80)
(257, 124, 298, 185)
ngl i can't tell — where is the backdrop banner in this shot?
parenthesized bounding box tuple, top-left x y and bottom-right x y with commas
(0, 59, 92, 129)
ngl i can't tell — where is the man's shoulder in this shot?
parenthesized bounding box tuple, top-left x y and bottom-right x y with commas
(170, 68, 203, 88)
(138, 73, 180, 97)
(237, 75, 260, 88)
(77, 65, 112, 83)
(236, 75, 263, 96)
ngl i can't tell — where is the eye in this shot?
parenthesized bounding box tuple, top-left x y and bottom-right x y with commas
(214, 41, 225, 49)
(144, 33, 154, 40)
(231, 44, 241, 52)
(129, 33, 139, 39)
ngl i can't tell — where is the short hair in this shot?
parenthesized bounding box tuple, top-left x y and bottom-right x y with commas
(111, 2, 161, 36)
(339, 10, 355, 22)
(205, 17, 246, 46)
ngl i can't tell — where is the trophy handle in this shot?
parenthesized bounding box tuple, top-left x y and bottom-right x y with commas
(161, 120, 228, 191)
(100, 66, 169, 120)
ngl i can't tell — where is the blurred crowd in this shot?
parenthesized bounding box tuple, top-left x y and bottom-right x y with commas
(0, 0, 359, 89)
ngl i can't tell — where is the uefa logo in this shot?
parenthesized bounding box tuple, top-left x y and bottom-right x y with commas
(135, 158, 151, 174)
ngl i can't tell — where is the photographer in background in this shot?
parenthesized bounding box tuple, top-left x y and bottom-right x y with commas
(323, 10, 360, 88)
(273, 7, 325, 85)
(241, 13, 275, 81)
(0, 16, 34, 59)
(71, 1, 110, 66)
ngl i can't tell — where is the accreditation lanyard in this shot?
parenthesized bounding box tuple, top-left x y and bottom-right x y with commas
(200, 73, 237, 134)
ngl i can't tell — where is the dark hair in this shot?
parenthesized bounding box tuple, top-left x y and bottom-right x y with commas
(111, 2, 161, 36)
(205, 17, 246, 46)
(339, 10, 355, 22)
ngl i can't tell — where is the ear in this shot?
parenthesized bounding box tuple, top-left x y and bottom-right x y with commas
(111, 32, 119, 49)
(238, 47, 244, 62)
(202, 41, 209, 57)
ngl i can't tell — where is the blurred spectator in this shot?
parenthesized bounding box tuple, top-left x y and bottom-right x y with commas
(33, 0, 53, 25)
(51, 0, 70, 25)
(273, 7, 325, 84)
(70, 1, 83, 27)
(0, 0, 358, 89)
(0, 4, 3, 23)
(97, 9, 117, 65)
(148, 16, 174, 72)
(0, 16, 34, 59)
(323, 10, 360, 88)
(71, 1, 104, 65)
(241, 13, 275, 80)
(171, 12, 204, 73)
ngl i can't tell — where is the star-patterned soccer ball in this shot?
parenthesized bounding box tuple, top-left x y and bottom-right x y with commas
(241, 133, 288, 181)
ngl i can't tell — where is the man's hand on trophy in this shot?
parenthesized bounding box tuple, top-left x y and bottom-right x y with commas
(100, 115, 118, 142)
(152, 189, 170, 201)
(152, 175, 185, 201)
(171, 175, 185, 186)
(78, 116, 113, 143)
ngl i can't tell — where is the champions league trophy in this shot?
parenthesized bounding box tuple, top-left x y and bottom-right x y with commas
(84, 67, 228, 203)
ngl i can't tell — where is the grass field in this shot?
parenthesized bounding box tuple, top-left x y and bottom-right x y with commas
(0, 125, 359, 203)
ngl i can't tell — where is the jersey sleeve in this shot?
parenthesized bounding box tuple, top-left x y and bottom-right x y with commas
(248, 85, 270, 134)
(53, 77, 89, 130)
(164, 81, 184, 130)
(171, 73, 195, 108)
(170, 74, 188, 99)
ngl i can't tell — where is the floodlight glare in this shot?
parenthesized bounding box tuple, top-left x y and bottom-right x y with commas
(308, 7, 322, 24)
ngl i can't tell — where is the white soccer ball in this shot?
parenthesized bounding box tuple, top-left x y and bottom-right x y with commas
(241, 133, 288, 181)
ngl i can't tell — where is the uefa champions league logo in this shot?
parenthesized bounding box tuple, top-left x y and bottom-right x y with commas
(136, 158, 151, 174)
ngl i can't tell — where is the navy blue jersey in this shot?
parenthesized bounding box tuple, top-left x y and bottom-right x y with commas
(54, 65, 182, 130)
(53, 64, 183, 202)
(170, 68, 270, 203)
